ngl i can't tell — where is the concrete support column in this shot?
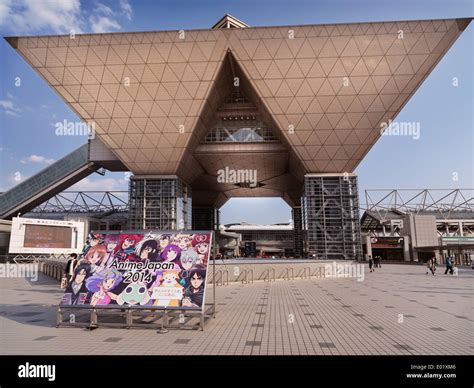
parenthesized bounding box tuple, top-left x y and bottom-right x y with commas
(292, 206, 303, 258)
(192, 206, 219, 232)
(365, 235, 373, 259)
(128, 175, 192, 230)
(302, 173, 362, 260)
(403, 236, 410, 261)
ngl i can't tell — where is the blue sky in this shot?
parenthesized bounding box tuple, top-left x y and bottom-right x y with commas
(0, 0, 472, 224)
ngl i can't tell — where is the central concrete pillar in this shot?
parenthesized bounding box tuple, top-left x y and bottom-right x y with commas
(302, 173, 362, 260)
(128, 175, 192, 230)
(292, 206, 303, 258)
(192, 206, 219, 231)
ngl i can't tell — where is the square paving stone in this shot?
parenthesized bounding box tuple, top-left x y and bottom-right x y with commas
(104, 337, 122, 343)
(174, 339, 191, 344)
(245, 341, 261, 346)
(34, 336, 56, 341)
(319, 342, 336, 348)
(393, 344, 413, 351)
(370, 326, 384, 331)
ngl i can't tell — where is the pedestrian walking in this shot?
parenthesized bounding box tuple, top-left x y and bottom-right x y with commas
(430, 257, 436, 275)
(65, 253, 79, 283)
(444, 256, 454, 275)
(426, 257, 436, 275)
(368, 255, 374, 272)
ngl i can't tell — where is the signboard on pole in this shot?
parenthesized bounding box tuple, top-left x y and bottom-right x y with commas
(60, 231, 212, 311)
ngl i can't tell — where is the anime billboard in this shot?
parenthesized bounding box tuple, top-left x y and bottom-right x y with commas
(61, 231, 212, 311)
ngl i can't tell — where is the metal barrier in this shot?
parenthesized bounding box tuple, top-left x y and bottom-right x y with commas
(241, 268, 254, 284)
(300, 267, 311, 279)
(281, 267, 294, 281)
(57, 304, 216, 331)
(214, 269, 229, 286)
(261, 268, 276, 282)
(312, 267, 326, 278)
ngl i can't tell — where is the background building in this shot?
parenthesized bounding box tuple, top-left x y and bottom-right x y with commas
(1, 15, 472, 260)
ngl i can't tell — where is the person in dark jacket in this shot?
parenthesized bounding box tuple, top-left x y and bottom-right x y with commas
(444, 256, 454, 275)
(65, 253, 78, 283)
(368, 255, 374, 273)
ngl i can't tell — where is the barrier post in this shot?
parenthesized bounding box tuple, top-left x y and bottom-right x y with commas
(90, 308, 98, 328)
(56, 307, 62, 327)
(126, 309, 132, 328)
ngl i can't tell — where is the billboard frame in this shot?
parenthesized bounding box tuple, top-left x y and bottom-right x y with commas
(56, 230, 217, 331)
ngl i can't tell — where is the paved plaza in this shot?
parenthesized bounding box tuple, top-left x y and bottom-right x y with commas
(0, 264, 472, 355)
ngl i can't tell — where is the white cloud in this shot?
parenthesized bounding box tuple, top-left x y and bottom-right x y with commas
(119, 0, 133, 21)
(0, 0, 133, 34)
(0, 99, 21, 117)
(89, 1, 132, 33)
(0, 0, 12, 26)
(21, 154, 55, 165)
(95, 3, 114, 17)
(69, 176, 128, 191)
(89, 15, 121, 33)
(2, 0, 84, 34)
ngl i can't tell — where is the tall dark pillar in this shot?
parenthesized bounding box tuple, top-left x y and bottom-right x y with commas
(292, 206, 303, 258)
(128, 176, 192, 230)
(303, 174, 362, 260)
(192, 206, 219, 231)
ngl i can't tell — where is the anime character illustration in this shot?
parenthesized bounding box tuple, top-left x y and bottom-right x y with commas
(135, 237, 159, 262)
(160, 244, 182, 269)
(62, 263, 91, 305)
(103, 234, 121, 267)
(113, 234, 141, 262)
(85, 268, 123, 306)
(83, 244, 108, 273)
(180, 248, 198, 270)
(182, 264, 206, 308)
(152, 270, 183, 307)
(179, 248, 199, 286)
(116, 282, 151, 306)
(81, 232, 103, 255)
(158, 234, 172, 250)
(174, 234, 193, 251)
(192, 234, 210, 264)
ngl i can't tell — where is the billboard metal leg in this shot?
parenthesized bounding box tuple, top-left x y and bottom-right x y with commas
(90, 308, 98, 329)
(56, 307, 62, 327)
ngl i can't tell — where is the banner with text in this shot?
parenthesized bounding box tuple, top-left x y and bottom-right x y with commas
(61, 231, 212, 311)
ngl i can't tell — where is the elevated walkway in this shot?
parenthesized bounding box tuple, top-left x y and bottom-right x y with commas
(0, 144, 100, 219)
